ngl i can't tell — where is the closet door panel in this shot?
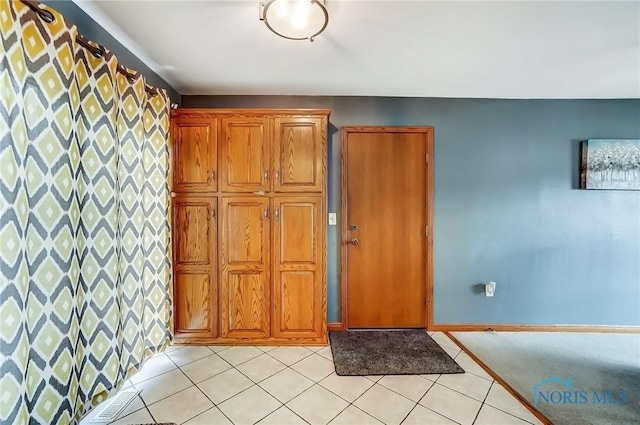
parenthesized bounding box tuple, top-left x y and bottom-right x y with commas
(171, 117, 217, 192)
(220, 118, 270, 192)
(273, 117, 324, 193)
(220, 197, 270, 338)
(174, 271, 216, 336)
(277, 271, 316, 333)
(272, 197, 324, 338)
(226, 271, 269, 336)
(174, 201, 212, 265)
(172, 196, 217, 339)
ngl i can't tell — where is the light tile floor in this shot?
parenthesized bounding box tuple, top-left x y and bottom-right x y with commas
(80, 332, 543, 425)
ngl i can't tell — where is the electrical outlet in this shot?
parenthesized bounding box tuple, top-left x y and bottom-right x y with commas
(328, 213, 337, 226)
(485, 281, 496, 297)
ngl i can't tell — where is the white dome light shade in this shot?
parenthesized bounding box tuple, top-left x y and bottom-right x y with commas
(261, 0, 328, 41)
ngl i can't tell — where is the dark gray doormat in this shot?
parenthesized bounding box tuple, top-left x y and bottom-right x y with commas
(329, 330, 465, 376)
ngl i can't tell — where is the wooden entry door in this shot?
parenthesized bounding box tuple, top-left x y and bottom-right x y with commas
(343, 127, 433, 329)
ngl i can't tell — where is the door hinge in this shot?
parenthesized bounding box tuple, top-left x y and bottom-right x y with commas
(425, 153, 429, 164)
(425, 225, 429, 237)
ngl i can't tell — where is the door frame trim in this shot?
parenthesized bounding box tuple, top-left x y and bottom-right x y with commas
(340, 126, 435, 331)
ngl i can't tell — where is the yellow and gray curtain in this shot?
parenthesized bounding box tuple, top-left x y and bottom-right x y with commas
(0, 1, 172, 423)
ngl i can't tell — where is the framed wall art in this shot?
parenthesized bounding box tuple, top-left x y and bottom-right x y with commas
(580, 139, 640, 190)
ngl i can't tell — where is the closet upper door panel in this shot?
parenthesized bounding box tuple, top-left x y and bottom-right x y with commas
(220, 117, 270, 192)
(172, 117, 218, 192)
(273, 117, 324, 193)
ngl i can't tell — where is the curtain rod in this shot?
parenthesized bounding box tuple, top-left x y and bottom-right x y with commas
(20, 0, 159, 98)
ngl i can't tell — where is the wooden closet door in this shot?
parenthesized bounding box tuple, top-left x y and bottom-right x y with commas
(220, 197, 270, 338)
(273, 117, 325, 193)
(272, 196, 324, 339)
(220, 118, 270, 192)
(171, 117, 217, 192)
(173, 196, 217, 338)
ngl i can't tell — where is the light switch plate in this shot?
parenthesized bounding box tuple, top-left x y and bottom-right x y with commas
(485, 281, 496, 297)
(328, 213, 337, 225)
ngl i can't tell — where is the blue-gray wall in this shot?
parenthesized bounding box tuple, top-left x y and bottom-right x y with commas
(42, 0, 181, 104)
(185, 96, 640, 326)
(35, 2, 639, 325)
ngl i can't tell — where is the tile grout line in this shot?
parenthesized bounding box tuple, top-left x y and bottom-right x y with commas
(287, 381, 354, 425)
(143, 347, 236, 424)
(346, 405, 385, 425)
(261, 346, 317, 368)
(330, 377, 400, 424)
(132, 346, 218, 387)
(471, 378, 495, 424)
(182, 406, 228, 425)
(188, 386, 234, 422)
(397, 378, 438, 424)
(453, 350, 494, 382)
(212, 345, 318, 388)
(420, 405, 465, 425)
(135, 393, 156, 424)
(431, 376, 493, 404)
(477, 384, 541, 425)
(236, 347, 317, 386)
(102, 394, 145, 425)
(172, 351, 238, 425)
(375, 374, 437, 402)
(105, 381, 157, 422)
(248, 350, 339, 421)
(414, 377, 470, 425)
(280, 404, 312, 425)
(392, 378, 471, 425)
(255, 349, 333, 388)
(397, 397, 423, 424)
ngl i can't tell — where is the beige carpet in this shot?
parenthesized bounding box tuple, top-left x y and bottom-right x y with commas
(452, 331, 640, 425)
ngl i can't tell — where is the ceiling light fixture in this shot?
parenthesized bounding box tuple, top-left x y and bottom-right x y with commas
(260, 0, 328, 42)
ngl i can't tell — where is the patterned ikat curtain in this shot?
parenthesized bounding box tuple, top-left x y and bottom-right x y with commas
(0, 1, 172, 423)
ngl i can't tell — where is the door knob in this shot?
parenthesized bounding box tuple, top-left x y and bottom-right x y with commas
(350, 224, 359, 231)
(350, 238, 359, 245)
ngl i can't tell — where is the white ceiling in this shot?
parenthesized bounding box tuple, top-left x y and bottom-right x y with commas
(74, 0, 640, 99)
